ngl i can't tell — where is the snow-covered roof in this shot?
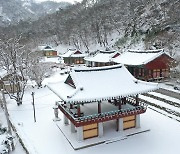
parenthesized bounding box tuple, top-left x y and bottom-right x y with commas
(61, 49, 87, 58)
(37, 45, 55, 51)
(84, 51, 120, 63)
(113, 49, 166, 66)
(47, 64, 158, 103)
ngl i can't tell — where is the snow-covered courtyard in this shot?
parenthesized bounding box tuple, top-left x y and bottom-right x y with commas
(1, 70, 180, 154)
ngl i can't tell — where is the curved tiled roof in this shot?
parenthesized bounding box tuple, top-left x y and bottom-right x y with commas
(48, 64, 158, 103)
(113, 49, 167, 66)
(84, 51, 120, 63)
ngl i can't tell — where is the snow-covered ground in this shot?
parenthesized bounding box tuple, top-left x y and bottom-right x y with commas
(0, 108, 25, 154)
(1, 70, 180, 154)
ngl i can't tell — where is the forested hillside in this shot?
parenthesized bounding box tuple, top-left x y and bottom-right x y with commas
(0, 0, 180, 56)
(0, 0, 70, 27)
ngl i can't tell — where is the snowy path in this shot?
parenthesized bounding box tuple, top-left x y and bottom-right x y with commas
(149, 92, 180, 104)
(140, 95, 180, 114)
(156, 88, 180, 100)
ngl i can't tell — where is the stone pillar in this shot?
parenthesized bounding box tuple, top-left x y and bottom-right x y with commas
(70, 122, 76, 133)
(98, 123, 103, 137)
(136, 114, 140, 128)
(118, 118, 123, 131)
(63, 114, 69, 125)
(53, 102, 61, 121)
(77, 127, 83, 141)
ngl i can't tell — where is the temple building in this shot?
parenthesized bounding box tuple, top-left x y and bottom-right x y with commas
(84, 51, 120, 67)
(37, 45, 57, 57)
(48, 65, 158, 141)
(60, 49, 87, 65)
(113, 49, 174, 81)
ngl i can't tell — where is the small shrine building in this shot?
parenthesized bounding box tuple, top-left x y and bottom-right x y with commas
(84, 51, 120, 67)
(60, 49, 87, 65)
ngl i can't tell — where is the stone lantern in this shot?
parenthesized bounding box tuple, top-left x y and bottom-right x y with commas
(53, 101, 61, 121)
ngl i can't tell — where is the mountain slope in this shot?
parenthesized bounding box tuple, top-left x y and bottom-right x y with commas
(0, 0, 70, 27)
(0, 0, 180, 58)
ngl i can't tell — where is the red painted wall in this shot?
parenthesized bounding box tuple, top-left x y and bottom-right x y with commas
(145, 54, 173, 70)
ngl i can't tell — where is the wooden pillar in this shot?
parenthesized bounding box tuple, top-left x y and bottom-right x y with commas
(98, 101, 101, 114)
(118, 99, 121, 110)
(116, 119, 119, 131)
(77, 104, 81, 117)
(122, 97, 126, 104)
(144, 68, 148, 81)
(136, 94, 139, 106)
(114, 99, 117, 106)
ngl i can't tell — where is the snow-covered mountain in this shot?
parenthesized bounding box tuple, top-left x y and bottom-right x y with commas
(0, 0, 70, 27)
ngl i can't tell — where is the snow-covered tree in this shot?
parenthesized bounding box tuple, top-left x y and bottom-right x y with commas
(0, 36, 30, 105)
(0, 124, 13, 154)
(170, 55, 180, 80)
(28, 60, 52, 88)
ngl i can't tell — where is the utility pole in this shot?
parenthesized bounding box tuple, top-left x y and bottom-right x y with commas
(31, 92, 36, 122)
(1, 89, 15, 151)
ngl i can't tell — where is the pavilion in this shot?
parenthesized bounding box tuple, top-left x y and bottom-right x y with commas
(48, 65, 158, 141)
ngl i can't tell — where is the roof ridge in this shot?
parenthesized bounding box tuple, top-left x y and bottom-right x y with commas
(128, 49, 164, 53)
(100, 51, 116, 54)
(74, 64, 123, 72)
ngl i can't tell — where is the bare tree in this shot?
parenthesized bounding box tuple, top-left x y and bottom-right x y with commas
(0, 36, 30, 105)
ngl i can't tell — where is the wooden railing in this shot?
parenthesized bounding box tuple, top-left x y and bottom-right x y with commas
(57, 98, 147, 127)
